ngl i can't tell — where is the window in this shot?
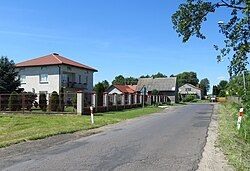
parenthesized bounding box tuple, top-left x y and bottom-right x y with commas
(185, 88, 191, 92)
(40, 74, 48, 83)
(79, 75, 82, 84)
(20, 75, 26, 84)
(85, 76, 88, 84)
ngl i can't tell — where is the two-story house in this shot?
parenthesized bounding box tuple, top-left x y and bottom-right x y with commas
(16, 53, 98, 95)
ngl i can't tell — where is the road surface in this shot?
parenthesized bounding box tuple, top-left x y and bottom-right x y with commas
(1, 104, 213, 171)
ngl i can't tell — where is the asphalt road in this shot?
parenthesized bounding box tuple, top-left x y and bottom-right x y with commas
(1, 104, 213, 171)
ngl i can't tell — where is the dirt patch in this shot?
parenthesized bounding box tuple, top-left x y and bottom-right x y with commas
(197, 104, 234, 171)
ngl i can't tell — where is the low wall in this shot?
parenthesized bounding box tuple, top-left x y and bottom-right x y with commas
(83, 104, 142, 115)
(226, 96, 242, 104)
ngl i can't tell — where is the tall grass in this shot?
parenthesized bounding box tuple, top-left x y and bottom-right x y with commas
(218, 103, 250, 170)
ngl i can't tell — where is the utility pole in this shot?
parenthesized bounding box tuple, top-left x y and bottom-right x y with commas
(242, 70, 247, 96)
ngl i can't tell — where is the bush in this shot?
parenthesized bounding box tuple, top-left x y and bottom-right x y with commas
(0, 94, 9, 111)
(23, 92, 37, 111)
(49, 91, 59, 112)
(58, 88, 65, 112)
(72, 95, 77, 109)
(218, 90, 226, 97)
(182, 95, 195, 102)
(8, 91, 21, 111)
(39, 93, 47, 112)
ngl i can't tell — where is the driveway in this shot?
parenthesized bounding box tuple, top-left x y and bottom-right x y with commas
(1, 104, 213, 171)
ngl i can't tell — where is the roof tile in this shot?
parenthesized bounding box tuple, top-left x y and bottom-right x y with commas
(16, 53, 98, 72)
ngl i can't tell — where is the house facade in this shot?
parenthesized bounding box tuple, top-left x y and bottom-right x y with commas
(179, 84, 202, 100)
(16, 53, 97, 95)
(136, 77, 178, 103)
(106, 85, 137, 105)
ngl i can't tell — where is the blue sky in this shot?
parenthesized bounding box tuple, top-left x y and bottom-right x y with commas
(0, 0, 241, 92)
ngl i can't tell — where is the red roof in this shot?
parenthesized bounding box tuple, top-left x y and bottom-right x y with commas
(16, 53, 98, 72)
(113, 85, 137, 94)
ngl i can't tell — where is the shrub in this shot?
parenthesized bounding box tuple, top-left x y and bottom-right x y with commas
(8, 91, 21, 111)
(58, 88, 65, 112)
(182, 94, 195, 102)
(0, 94, 9, 111)
(72, 95, 77, 109)
(39, 93, 47, 112)
(49, 91, 59, 112)
(23, 92, 37, 111)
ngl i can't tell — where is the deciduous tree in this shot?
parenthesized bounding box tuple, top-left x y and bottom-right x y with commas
(172, 0, 250, 76)
(199, 78, 210, 96)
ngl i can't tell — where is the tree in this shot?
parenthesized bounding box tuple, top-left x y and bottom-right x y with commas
(152, 89, 159, 95)
(39, 93, 47, 111)
(112, 75, 125, 85)
(140, 75, 151, 78)
(101, 80, 110, 89)
(151, 72, 167, 78)
(112, 75, 138, 85)
(172, 0, 250, 76)
(0, 56, 20, 93)
(227, 71, 249, 96)
(212, 85, 219, 96)
(199, 78, 210, 96)
(125, 77, 138, 85)
(218, 80, 228, 90)
(49, 91, 59, 112)
(176, 71, 199, 87)
(94, 81, 109, 106)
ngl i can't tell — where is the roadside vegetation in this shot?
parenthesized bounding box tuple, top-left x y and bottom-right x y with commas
(218, 103, 250, 171)
(0, 107, 162, 148)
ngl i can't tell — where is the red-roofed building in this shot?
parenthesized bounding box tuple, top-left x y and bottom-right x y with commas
(106, 85, 137, 105)
(16, 53, 98, 94)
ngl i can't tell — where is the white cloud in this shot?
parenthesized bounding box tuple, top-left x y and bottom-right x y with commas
(217, 76, 225, 80)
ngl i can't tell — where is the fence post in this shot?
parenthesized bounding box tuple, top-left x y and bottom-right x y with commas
(139, 94, 143, 104)
(91, 92, 96, 108)
(121, 94, 125, 108)
(103, 92, 108, 111)
(134, 93, 138, 104)
(77, 91, 84, 115)
(0, 94, 1, 111)
(128, 94, 132, 106)
(113, 93, 117, 110)
(22, 93, 25, 114)
(237, 108, 244, 130)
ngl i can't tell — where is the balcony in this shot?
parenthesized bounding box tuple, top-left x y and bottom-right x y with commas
(61, 81, 87, 89)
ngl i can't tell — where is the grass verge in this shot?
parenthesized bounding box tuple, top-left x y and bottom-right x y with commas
(217, 103, 250, 170)
(0, 107, 162, 148)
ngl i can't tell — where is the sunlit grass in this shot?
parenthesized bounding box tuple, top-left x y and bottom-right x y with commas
(0, 107, 162, 148)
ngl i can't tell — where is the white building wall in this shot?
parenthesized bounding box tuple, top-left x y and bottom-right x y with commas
(17, 66, 60, 94)
(17, 65, 95, 94)
(179, 84, 202, 99)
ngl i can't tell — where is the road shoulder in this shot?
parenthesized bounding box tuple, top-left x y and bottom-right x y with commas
(198, 104, 234, 171)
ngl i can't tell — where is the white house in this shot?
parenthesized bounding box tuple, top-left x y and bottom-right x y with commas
(179, 83, 202, 100)
(16, 53, 98, 95)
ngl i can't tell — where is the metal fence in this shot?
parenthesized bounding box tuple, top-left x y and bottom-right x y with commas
(0, 92, 77, 114)
(0, 91, 171, 115)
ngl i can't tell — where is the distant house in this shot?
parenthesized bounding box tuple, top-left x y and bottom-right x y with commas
(16, 53, 98, 95)
(179, 84, 202, 100)
(136, 77, 178, 103)
(106, 85, 137, 105)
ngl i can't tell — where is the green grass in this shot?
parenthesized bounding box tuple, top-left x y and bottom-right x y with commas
(217, 104, 250, 171)
(0, 107, 162, 148)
